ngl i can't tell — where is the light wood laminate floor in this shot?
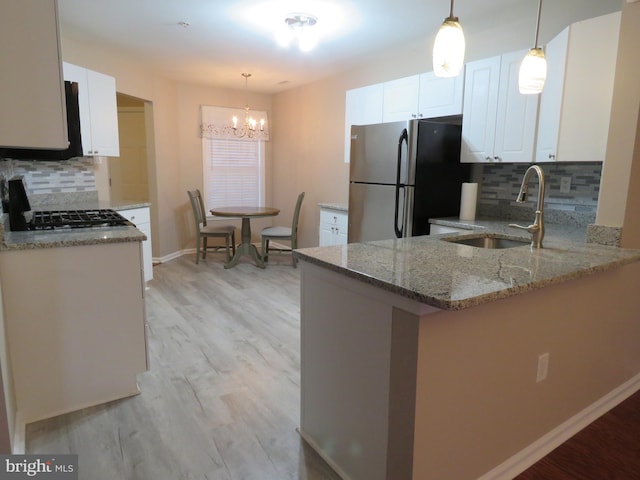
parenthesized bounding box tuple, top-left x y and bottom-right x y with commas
(26, 254, 341, 480)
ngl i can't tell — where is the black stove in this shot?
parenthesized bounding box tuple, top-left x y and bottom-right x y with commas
(29, 209, 133, 230)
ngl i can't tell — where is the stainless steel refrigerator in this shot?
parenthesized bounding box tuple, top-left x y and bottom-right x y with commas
(348, 118, 470, 243)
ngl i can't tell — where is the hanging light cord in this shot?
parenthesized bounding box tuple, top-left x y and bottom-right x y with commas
(533, 0, 543, 48)
(449, 0, 455, 19)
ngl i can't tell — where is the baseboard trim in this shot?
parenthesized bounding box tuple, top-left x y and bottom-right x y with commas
(478, 373, 640, 480)
(297, 427, 351, 480)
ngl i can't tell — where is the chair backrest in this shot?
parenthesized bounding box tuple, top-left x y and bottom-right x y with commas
(291, 192, 305, 238)
(187, 189, 206, 229)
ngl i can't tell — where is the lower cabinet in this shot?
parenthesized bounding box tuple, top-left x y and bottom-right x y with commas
(319, 208, 348, 246)
(119, 206, 153, 282)
(0, 241, 148, 422)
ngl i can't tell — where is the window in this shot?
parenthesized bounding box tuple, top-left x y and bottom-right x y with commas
(202, 137, 265, 211)
(200, 105, 269, 214)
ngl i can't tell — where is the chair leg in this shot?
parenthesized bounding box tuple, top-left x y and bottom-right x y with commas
(202, 237, 208, 260)
(231, 231, 236, 255)
(292, 239, 297, 268)
(261, 238, 269, 262)
(195, 234, 201, 264)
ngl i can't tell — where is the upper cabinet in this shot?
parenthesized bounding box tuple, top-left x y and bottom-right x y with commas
(418, 71, 464, 119)
(0, 0, 68, 149)
(344, 84, 384, 162)
(461, 50, 539, 163)
(63, 62, 120, 157)
(383, 73, 464, 122)
(382, 75, 420, 122)
(535, 11, 621, 163)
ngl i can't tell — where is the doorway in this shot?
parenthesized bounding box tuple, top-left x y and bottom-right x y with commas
(96, 93, 153, 203)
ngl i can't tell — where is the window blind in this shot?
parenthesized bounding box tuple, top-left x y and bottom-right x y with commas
(202, 137, 264, 212)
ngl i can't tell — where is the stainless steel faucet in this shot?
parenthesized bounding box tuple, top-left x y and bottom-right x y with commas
(509, 165, 545, 248)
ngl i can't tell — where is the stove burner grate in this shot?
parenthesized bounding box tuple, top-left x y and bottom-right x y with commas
(30, 209, 133, 230)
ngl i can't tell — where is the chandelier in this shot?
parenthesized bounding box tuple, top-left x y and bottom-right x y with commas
(275, 13, 319, 52)
(232, 73, 265, 138)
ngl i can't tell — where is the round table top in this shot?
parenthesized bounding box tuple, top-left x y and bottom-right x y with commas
(210, 206, 280, 218)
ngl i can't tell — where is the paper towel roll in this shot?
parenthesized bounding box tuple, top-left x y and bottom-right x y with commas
(459, 183, 478, 221)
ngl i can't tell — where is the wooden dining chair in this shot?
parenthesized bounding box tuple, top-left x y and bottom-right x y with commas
(187, 189, 236, 264)
(261, 192, 305, 267)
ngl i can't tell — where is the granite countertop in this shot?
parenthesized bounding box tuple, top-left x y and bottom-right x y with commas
(0, 199, 149, 251)
(294, 221, 640, 310)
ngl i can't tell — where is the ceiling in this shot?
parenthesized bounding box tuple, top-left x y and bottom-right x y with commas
(56, 0, 619, 94)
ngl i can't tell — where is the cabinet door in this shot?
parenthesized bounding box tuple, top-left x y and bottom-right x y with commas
(87, 69, 120, 157)
(460, 56, 501, 163)
(494, 50, 539, 163)
(0, 0, 67, 149)
(382, 75, 419, 122)
(535, 27, 569, 163)
(418, 71, 464, 118)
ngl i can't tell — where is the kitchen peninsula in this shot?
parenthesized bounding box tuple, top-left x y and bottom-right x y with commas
(0, 209, 149, 437)
(295, 231, 640, 480)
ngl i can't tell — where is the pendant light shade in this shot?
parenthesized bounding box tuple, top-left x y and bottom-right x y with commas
(518, 0, 547, 94)
(433, 0, 465, 77)
(519, 47, 547, 94)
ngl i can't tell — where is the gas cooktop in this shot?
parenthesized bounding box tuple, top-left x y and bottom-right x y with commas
(29, 209, 133, 230)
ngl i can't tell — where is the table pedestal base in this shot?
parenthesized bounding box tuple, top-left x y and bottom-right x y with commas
(224, 217, 265, 269)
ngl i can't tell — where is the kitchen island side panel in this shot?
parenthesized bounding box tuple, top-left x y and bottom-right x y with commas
(0, 241, 147, 423)
(412, 261, 640, 480)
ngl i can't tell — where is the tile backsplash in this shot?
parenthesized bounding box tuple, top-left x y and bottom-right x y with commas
(0, 158, 96, 195)
(474, 162, 601, 225)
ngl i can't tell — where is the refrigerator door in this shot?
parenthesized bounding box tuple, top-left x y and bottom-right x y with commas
(411, 120, 470, 236)
(348, 183, 413, 243)
(350, 120, 412, 185)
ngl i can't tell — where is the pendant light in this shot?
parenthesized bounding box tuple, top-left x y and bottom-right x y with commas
(519, 0, 547, 94)
(432, 0, 465, 77)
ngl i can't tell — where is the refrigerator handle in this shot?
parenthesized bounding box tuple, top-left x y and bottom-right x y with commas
(394, 128, 409, 238)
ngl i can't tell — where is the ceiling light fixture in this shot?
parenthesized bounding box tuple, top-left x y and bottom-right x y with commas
(432, 0, 465, 77)
(519, 0, 547, 94)
(232, 73, 265, 138)
(275, 13, 319, 52)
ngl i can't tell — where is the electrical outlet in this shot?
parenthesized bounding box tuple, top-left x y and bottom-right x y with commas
(537, 353, 550, 382)
(560, 176, 572, 194)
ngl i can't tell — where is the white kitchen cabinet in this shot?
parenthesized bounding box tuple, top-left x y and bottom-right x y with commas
(344, 84, 384, 162)
(461, 51, 539, 163)
(382, 73, 464, 123)
(119, 206, 153, 282)
(0, 0, 68, 150)
(319, 207, 348, 246)
(0, 241, 148, 422)
(382, 75, 420, 122)
(418, 71, 464, 118)
(63, 62, 120, 157)
(535, 12, 621, 163)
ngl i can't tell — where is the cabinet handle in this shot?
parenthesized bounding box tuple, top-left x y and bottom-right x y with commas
(494, 156, 501, 161)
(485, 156, 492, 161)
(333, 216, 337, 222)
(548, 154, 556, 160)
(131, 216, 136, 221)
(411, 114, 417, 118)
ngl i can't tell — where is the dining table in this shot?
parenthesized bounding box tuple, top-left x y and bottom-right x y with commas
(210, 206, 280, 269)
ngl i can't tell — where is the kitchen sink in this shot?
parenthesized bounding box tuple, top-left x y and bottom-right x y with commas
(444, 234, 530, 249)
